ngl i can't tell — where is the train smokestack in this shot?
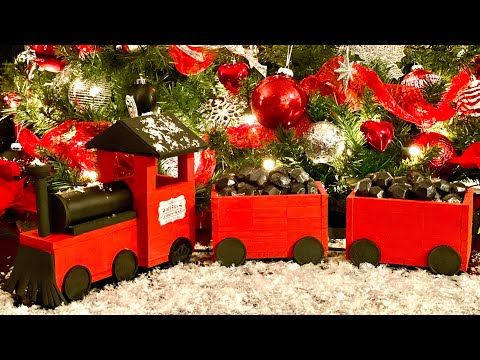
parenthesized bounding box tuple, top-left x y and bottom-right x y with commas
(26, 163, 53, 237)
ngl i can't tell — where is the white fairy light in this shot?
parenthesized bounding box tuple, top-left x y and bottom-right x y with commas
(408, 145, 423, 158)
(262, 158, 276, 172)
(82, 170, 98, 182)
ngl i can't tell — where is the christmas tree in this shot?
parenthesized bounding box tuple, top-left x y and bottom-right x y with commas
(1, 45, 480, 227)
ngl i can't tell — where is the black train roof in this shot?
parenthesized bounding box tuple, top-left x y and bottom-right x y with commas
(86, 113, 207, 159)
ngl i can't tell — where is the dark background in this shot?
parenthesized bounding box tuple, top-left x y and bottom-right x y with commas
(0, 45, 24, 65)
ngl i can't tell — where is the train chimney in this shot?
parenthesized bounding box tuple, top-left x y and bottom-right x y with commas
(26, 163, 53, 237)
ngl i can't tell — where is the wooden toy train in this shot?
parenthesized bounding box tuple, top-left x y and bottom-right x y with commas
(2, 114, 477, 308)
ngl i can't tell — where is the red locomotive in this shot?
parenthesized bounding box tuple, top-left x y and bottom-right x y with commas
(346, 189, 474, 275)
(4, 114, 207, 307)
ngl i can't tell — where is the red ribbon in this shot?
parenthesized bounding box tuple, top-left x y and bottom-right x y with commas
(301, 56, 472, 128)
(450, 142, 480, 169)
(0, 159, 36, 217)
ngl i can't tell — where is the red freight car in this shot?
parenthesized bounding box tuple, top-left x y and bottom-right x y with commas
(211, 181, 329, 266)
(346, 188, 474, 275)
(3, 114, 207, 307)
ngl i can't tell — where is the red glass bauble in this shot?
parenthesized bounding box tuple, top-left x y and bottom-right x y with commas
(34, 56, 66, 73)
(251, 75, 308, 129)
(217, 62, 250, 94)
(401, 65, 439, 89)
(30, 45, 56, 56)
(411, 132, 456, 169)
(168, 45, 218, 76)
(360, 120, 394, 152)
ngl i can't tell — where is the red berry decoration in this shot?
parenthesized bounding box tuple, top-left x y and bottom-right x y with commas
(217, 62, 250, 94)
(360, 120, 394, 152)
(401, 65, 439, 89)
(251, 74, 308, 129)
(410, 132, 456, 169)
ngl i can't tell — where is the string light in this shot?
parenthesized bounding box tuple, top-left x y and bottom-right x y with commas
(262, 158, 276, 171)
(408, 145, 423, 158)
(82, 170, 98, 182)
(88, 86, 102, 97)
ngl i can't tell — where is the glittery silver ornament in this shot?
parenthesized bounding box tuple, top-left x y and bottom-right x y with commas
(68, 77, 112, 111)
(347, 45, 406, 80)
(304, 122, 345, 164)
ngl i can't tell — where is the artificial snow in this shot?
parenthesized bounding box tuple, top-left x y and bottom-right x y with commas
(140, 115, 200, 154)
(2, 247, 480, 314)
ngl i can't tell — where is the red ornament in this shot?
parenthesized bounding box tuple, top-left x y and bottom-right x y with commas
(455, 79, 480, 117)
(410, 132, 456, 169)
(292, 114, 313, 137)
(34, 56, 66, 73)
(30, 45, 56, 56)
(226, 123, 277, 149)
(194, 148, 217, 187)
(251, 74, 308, 130)
(217, 62, 250, 94)
(401, 65, 440, 89)
(168, 45, 218, 76)
(360, 120, 394, 152)
(450, 142, 480, 169)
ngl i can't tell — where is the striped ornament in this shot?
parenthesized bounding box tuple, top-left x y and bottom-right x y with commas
(456, 79, 480, 117)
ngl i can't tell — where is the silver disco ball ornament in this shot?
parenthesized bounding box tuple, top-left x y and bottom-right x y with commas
(68, 77, 112, 110)
(304, 121, 345, 164)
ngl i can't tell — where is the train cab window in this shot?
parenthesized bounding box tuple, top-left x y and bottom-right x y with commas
(156, 156, 188, 187)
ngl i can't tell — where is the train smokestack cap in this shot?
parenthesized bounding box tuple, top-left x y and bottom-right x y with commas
(86, 113, 207, 159)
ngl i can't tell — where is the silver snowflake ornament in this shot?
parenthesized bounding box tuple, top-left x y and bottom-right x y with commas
(198, 86, 248, 131)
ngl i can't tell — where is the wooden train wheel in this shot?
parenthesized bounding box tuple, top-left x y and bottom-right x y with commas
(348, 239, 380, 267)
(428, 245, 461, 276)
(169, 238, 193, 265)
(113, 250, 138, 282)
(215, 238, 246, 267)
(293, 237, 324, 265)
(63, 265, 91, 301)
